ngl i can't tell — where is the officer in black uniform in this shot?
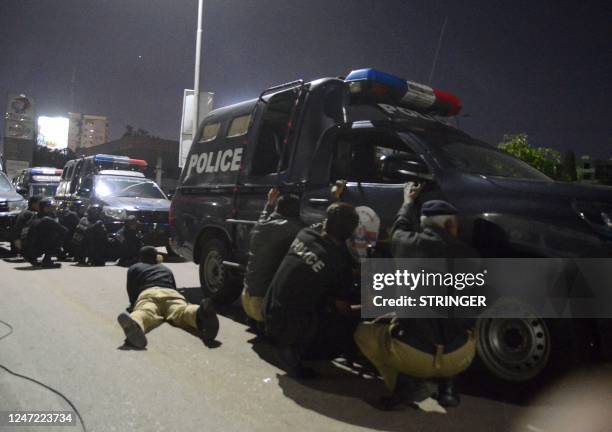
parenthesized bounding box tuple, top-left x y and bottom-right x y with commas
(263, 202, 360, 378)
(22, 198, 68, 268)
(58, 202, 81, 259)
(117, 246, 219, 348)
(72, 204, 108, 266)
(241, 188, 302, 324)
(110, 215, 144, 267)
(355, 183, 478, 410)
(11, 196, 41, 253)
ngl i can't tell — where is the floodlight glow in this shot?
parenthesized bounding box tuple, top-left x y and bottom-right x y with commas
(37, 116, 69, 149)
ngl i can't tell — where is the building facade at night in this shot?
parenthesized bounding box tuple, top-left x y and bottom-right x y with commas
(577, 155, 612, 185)
(67, 112, 109, 151)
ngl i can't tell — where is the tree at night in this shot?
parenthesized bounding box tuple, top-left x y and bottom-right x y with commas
(498, 134, 562, 179)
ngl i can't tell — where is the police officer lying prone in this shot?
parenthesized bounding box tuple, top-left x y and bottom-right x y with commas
(262, 202, 361, 379)
(117, 246, 219, 349)
(354, 183, 478, 410)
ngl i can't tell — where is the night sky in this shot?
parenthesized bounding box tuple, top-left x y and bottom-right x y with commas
(1, 0, 611, 157)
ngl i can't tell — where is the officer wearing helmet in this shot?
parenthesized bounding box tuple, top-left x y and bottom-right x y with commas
(11, 195, 41, 253)
(72, 204, 108, 265)
(22, 198, 68, 268)
(110, 215, 144, 267)
(263, 202, 361, 378)
(58, 201, 81, 258)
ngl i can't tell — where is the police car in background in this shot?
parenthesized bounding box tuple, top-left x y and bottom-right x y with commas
(12, 167, 63, 198)
(0, 170, 27, 244)
(170, 68, 612, 384)
(55, 154, 172, 251)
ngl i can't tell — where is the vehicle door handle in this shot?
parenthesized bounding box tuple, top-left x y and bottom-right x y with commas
(308, 198, 331, 206)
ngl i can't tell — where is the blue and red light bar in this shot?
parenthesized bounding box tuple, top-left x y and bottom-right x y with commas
(345, 68, 462, 117)
(31, 167, 62, 176)
(93, 154, 148, 168)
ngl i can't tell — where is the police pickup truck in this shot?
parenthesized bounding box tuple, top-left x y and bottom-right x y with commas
(0, 170, 27, 244)
(12, 167, 63, 199)
(170, 68, 612, 383)
(55, 154, 171, 250)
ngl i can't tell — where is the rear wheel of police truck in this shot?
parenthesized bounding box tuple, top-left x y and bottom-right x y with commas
(199, 238, 241, 304)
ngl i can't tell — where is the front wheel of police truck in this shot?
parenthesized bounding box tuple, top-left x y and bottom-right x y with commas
(199, 238, 241, 304)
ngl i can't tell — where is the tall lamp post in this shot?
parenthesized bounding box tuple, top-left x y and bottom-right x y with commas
(193, 0, 204, 139)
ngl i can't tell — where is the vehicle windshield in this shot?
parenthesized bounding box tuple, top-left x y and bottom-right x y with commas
(0, 173, 13, 192)
(94, 176, 166, 199)
(30, 183, 58, 198)
(409, 131, 553, 181)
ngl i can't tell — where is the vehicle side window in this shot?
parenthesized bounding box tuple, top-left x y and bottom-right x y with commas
(250, 90, 298, 177)
(70, 161, 83, 193)
(199, 122, 220, 143)
(331, 131, 417, 183)
(227, 115, 252, 138)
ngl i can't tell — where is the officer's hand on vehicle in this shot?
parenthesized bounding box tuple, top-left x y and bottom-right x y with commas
(330, 179, 347, 201)
(403, 181, 424, 204)
(266, 187, 281, 207)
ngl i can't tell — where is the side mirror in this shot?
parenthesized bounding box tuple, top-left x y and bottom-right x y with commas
(380, 155, 433, 182)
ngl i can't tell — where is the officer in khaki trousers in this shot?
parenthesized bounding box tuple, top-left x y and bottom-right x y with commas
(355, 183, 477, 410)
(117, 246, 219, 348)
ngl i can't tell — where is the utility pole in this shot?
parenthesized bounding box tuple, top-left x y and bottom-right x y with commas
(428, 16, 448, 85)
(193, 0, 204, 140)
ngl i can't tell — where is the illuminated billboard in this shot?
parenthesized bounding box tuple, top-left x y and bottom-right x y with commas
(37, 116, 69, 150)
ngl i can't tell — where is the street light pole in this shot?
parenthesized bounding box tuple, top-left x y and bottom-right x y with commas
(193, 0, 204, 140)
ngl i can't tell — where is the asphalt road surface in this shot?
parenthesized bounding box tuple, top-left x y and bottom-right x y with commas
(1, 248, 610, 432)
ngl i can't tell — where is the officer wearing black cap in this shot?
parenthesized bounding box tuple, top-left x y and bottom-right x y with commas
(242, 188, 302, 324)
(22, 198, 68, 268)
(354, 184, 477, 410)
(263, 202, 360, 378)
(117, 246, 219, 348)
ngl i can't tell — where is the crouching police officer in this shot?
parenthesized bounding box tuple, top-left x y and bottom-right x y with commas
(109, 215, 144, 267)
(117, 246, 219, 348)
(242, 188, 302, 324)
(354, 186, 477, 410)
(72, 204, 108, 265)
(22, 198, 68, 268)
(11, 196, 40, 253)
(263, 202, 360, 378)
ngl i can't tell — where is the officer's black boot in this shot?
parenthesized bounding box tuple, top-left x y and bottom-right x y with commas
(196, 298, 219, 344)
(276, 346, 317, 379)
(376, 375, 430, 411)
(437, 378, 460, 408)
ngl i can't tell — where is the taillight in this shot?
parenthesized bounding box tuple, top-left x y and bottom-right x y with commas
(169, 199, 176, 227)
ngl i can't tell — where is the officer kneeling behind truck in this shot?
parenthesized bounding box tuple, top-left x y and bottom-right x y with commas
(355, 187, 477, 410)
(263, 202, 360, 378)
(241, 188, 302, 324)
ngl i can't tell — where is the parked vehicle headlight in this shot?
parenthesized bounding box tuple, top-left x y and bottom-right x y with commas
(103, 206, 127, 220)
(8, 199, 27, 213)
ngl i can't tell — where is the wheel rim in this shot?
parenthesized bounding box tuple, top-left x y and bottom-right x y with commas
(203, 250, 224, 294)
(477, 316, 551, 381)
